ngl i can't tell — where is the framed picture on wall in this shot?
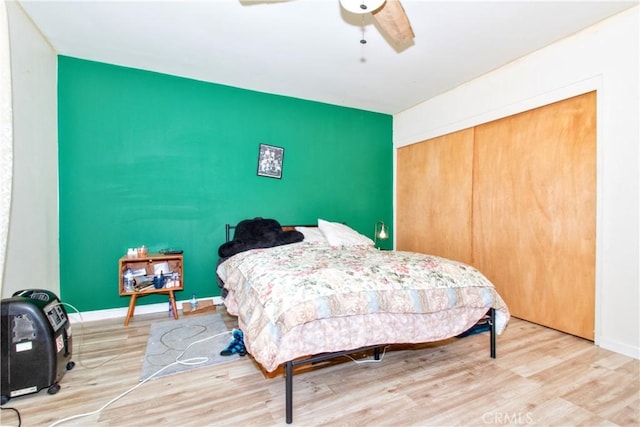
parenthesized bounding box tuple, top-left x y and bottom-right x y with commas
(257, 143, 284, 179)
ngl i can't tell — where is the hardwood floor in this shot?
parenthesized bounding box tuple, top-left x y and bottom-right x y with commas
(1, 309, 638, 426)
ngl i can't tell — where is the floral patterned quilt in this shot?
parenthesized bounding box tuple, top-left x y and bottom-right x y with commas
(217, 242, 510, 372)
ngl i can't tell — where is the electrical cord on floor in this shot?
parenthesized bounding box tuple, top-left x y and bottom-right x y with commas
(59, 302, 127, 370)
(0, 406, 22, 427)
(343, 345, 389, 364)
(46, 330, 231, 427)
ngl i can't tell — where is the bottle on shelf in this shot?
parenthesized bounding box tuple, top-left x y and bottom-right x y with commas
(123, 268, 134, 292)
(190, 293, 198, 310)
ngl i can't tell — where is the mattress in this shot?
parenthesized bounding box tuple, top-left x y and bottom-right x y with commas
(217, 242, 510, 372)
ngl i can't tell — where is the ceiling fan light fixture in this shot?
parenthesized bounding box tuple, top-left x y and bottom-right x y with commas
(340, 0, 386, 14)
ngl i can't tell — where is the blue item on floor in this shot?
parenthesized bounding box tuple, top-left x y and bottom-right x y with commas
(220, 329, 247, 356)
(457, 321, 491, 338)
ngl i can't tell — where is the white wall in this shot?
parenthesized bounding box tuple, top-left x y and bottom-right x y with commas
(0, 1, 13, 295)
(3, 1, 59, 298)
(394, 7, 639, 359)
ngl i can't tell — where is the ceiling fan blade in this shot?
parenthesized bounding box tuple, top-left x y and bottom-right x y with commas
(372, 0, 415, 47)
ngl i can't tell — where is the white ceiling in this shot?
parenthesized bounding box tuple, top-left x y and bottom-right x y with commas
(16, 0, 638, 114)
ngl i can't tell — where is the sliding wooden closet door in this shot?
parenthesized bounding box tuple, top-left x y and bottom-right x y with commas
(397, 128, 474, 265)
(472, 92, 596, 340)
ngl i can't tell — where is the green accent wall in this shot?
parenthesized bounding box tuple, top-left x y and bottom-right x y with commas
(58, 56, 393, 312)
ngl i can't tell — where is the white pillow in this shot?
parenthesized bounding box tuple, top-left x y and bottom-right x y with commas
(317, 219, 375, 247)
(295, 226, 328, 244)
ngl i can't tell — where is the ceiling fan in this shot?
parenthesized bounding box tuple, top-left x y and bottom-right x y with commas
(339, 0, 415, 49)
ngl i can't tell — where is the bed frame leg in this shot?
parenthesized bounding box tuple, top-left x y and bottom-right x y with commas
(285, 361, 293, 424)
(489, 308, 496, 359)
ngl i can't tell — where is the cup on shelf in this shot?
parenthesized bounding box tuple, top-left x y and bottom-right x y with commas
(137, 245, 148, 257)
(153, 274, 167, 289)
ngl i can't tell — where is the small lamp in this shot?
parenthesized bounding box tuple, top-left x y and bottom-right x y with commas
(340, 0, 385, 14)
(374, 220, 389, 249)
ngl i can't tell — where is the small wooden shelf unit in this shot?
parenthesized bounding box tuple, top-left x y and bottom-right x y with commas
(118, 253, 183, 326)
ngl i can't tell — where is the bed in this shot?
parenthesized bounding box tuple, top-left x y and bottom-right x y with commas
(216, 219, 510, 424)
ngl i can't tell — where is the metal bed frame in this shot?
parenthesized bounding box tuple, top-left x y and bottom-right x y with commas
(224, 223, 315, 242)
(283, 308, 496, 423)
(222, 223, 498, 424)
